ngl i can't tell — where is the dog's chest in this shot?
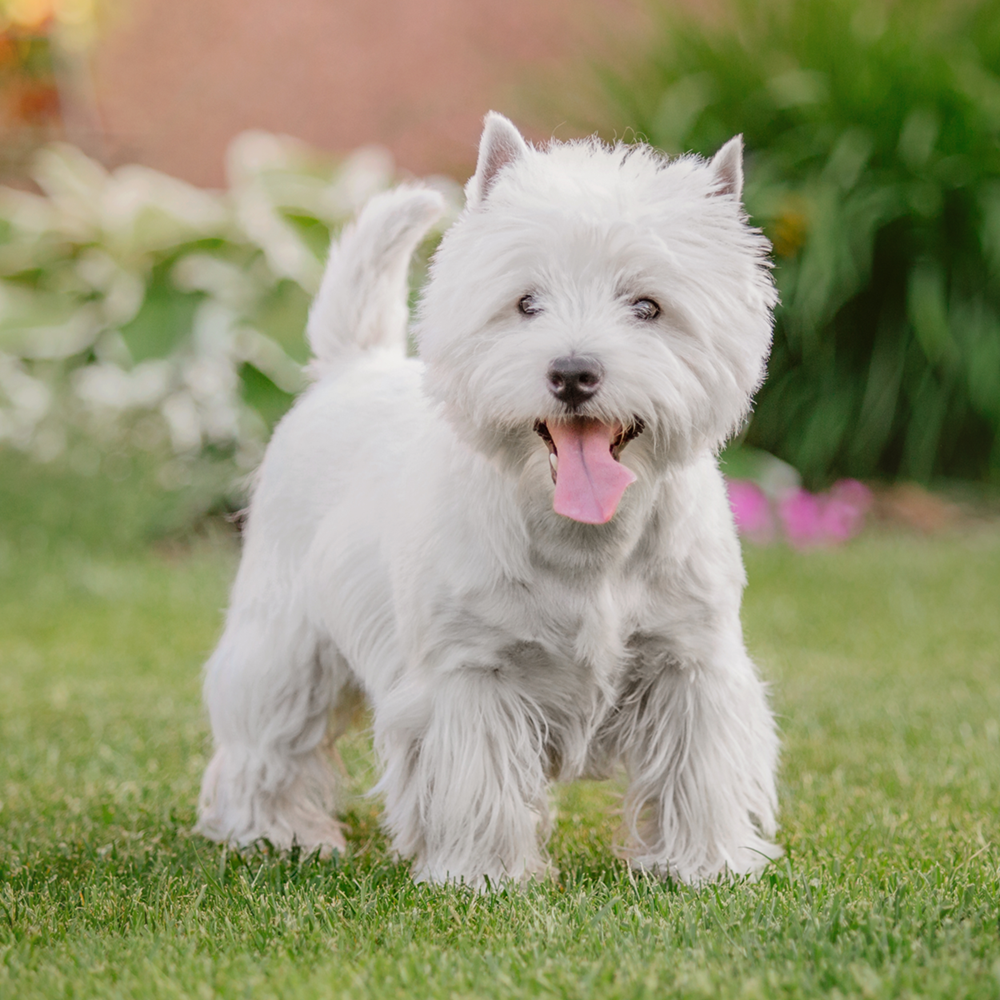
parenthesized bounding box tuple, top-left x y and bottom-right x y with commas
(446, 570, 633, 701)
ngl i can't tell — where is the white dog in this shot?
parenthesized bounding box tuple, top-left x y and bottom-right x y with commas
(196, 113, 780, 887)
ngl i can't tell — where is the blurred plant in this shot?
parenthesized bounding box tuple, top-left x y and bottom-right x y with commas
(1, 0, 111, 156)
(727, 472, 873, 548)
(598, 0, 1000, 485)
(0, 1, 63, 176)
(776, 479, 873, 547)
(726, 477, 777, 544)
(0, 132, 457, 486)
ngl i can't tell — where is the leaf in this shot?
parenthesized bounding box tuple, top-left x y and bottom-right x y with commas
(119, 279, 202, 364)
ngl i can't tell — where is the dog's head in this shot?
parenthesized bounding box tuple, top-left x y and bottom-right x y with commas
(417, 113, 776, 525)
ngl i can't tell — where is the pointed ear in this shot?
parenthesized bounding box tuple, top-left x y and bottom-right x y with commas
(467, 112, 529, 207)
(709, 135, 744, 201)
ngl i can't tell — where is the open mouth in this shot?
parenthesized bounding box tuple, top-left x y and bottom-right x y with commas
(534, 419, 644, 479)
(533, 417, 645, 525)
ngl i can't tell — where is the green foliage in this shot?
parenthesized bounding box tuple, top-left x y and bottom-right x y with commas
(1, 463, 1000, 996)
(0, 137, 455, 467)
(238, 361, 297, 433)
(599, 0, 1000, 486)
(118, 266, 202, 364)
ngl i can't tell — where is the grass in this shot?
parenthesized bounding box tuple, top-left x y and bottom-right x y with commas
(1, 453, 999, 998)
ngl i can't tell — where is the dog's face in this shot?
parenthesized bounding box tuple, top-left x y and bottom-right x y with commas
(417, 115, 776, 524)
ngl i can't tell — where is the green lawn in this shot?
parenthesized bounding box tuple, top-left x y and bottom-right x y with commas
(1, 457, 998, 998)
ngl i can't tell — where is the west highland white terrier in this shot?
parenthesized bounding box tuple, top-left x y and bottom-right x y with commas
(196, 113, 781, 887)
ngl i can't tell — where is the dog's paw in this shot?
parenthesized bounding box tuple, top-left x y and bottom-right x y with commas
(627, 837, 783, 886)
(411, 855, 555, 891)
(195, 807, 347, 859)
(284, 817, 348, 860)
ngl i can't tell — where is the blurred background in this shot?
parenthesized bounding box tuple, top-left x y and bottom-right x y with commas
(1, 0, 999, 546)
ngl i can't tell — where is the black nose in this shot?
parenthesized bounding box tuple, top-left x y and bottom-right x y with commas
(546, 355, 605, 409)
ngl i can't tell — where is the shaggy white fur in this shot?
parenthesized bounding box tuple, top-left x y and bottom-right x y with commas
(196, 113, 781, 887)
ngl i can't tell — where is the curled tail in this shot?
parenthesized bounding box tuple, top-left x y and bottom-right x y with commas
(306, 185, 445, 373)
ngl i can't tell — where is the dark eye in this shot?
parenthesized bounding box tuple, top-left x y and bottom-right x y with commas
(631, 298, 660, 321)
(518, 294, 542, 316)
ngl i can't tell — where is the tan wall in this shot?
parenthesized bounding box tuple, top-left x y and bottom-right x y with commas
(92, 0, 654, 187)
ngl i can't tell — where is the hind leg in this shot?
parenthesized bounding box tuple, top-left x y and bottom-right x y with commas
(196, 594, 352, 856)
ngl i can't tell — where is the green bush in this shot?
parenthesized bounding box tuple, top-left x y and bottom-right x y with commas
(598, 0, 1000, 485)
(0, 135, 455, 473)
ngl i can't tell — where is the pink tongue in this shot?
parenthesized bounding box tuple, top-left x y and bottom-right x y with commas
(547, 420, 637, 524)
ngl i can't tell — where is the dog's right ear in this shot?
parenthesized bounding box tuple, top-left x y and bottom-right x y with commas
(466, 112, 529, 208)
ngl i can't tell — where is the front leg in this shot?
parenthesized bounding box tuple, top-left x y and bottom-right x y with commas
(373, 667, 552, 888)
(608, 637, 780, 883)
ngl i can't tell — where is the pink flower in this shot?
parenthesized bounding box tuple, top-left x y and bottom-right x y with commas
(821, 479, 873, 542)
(727, 473, 872, 548)
(777, 479, 873, 548)
(777, 488, 827, 548)
(726, 479, 775, 543)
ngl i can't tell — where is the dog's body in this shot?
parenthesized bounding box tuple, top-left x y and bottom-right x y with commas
(197, 115, 781, 886)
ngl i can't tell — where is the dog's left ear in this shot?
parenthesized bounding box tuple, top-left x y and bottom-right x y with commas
(709, 135, 744, 201)
(467, 112, 529, 208)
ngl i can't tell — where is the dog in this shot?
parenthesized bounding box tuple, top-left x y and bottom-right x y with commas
(195, 113, 780, 887)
